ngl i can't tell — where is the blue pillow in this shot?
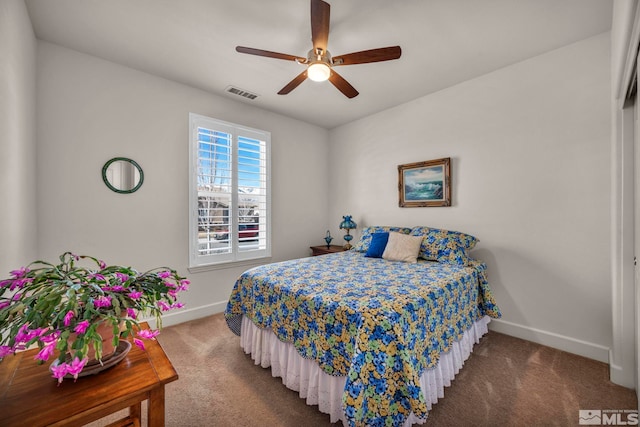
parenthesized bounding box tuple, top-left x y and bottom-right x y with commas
(352, 226, 412, 252)
(365, 232, 390, 258)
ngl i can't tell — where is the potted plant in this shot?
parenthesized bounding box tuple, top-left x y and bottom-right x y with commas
(0, 252, 189, 383)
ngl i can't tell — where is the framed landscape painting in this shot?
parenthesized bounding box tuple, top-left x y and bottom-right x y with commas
(398, 157, 451, 207)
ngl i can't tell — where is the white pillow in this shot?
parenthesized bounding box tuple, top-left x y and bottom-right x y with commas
(382, 232, 423, 263)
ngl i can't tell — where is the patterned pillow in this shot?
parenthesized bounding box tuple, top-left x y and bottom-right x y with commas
(410, 226, 478, 265)
(352, 226, 412, 252)
(382, 232, 423, 263)
(365, 232, 390, 258)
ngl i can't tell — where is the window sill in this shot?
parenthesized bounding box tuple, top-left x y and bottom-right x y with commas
(188, 256, 272, 274)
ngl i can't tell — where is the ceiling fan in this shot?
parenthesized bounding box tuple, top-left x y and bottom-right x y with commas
(235, 0, 401, 99)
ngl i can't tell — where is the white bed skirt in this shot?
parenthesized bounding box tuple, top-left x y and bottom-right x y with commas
(240, 315, 491, 426)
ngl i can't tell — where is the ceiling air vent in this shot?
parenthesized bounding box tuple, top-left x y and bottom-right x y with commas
(225, 86, 259, 100)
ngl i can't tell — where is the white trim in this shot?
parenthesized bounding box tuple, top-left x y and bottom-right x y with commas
(152, 306, 613, 367)
(188, 113, 271, 268)
(610, 357, 634, 389)
(489, 318, 609, 364)
(610, 104, 637, 389)
(611, 0, 640, 390)
(144, 300, 227, 329)
(187, 256, 272, 273)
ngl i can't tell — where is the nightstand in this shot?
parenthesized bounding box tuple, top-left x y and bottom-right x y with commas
(310, 245, 347, 256)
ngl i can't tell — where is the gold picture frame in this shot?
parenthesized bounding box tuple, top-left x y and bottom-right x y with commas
(398, 157, 451, 207)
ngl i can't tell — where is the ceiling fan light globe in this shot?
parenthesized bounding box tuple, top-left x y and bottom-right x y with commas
(307, 62, 331, 82)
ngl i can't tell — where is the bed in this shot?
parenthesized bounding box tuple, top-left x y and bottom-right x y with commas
(225, 226, 501, 427)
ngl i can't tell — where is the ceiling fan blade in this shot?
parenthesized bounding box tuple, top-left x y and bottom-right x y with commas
(236, 46, 306, 63)
(311, 0, 330, 52)
(332, 46, 402, 66)
(278, 70, 308, 95)
(328, 70, 359, 98)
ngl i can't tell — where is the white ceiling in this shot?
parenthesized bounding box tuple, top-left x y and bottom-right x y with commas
(25, 0, 612, 129)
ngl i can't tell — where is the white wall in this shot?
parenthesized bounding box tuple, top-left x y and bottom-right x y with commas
(0, 0, 38, 274)
(14, 8, 616, 365)
(328, 33, 612, 362)
(35, 42, 330, 324)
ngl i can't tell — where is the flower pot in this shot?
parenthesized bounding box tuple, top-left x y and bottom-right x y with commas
(92, 321, 118, 360)
(51, 340, 131, 380)
(68, 320, 119, 362)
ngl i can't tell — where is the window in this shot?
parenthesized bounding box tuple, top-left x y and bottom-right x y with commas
(189, 114, 271, 267)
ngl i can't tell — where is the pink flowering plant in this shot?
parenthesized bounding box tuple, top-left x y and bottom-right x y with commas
(0, 252, 189, 383)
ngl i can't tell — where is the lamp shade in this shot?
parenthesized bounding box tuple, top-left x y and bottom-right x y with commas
(339, 215, 357, 230)
(307, 62, 331, 82)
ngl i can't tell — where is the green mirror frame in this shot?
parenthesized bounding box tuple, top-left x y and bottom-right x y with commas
(101, 157, 144, 194)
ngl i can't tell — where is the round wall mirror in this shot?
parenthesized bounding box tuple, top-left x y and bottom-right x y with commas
(102, 157, 144, 194)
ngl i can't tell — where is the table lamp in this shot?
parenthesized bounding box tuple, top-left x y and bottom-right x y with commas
(339, 215, 357, 250)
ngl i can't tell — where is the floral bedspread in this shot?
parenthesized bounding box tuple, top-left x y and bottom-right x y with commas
(224, 251, 501, 427)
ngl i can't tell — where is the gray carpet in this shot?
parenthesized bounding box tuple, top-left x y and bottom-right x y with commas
(93, 313, 637, 426)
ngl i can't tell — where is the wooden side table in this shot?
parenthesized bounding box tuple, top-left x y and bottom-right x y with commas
(0, 322, 177, 427)
(310, 245, 347, 256)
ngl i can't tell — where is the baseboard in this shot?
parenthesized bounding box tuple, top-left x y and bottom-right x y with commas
(146, 306, 612, 365)
(609, 355, 637, 389)
(143, 300, 227, 329)
(489, 318, 610, 364)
